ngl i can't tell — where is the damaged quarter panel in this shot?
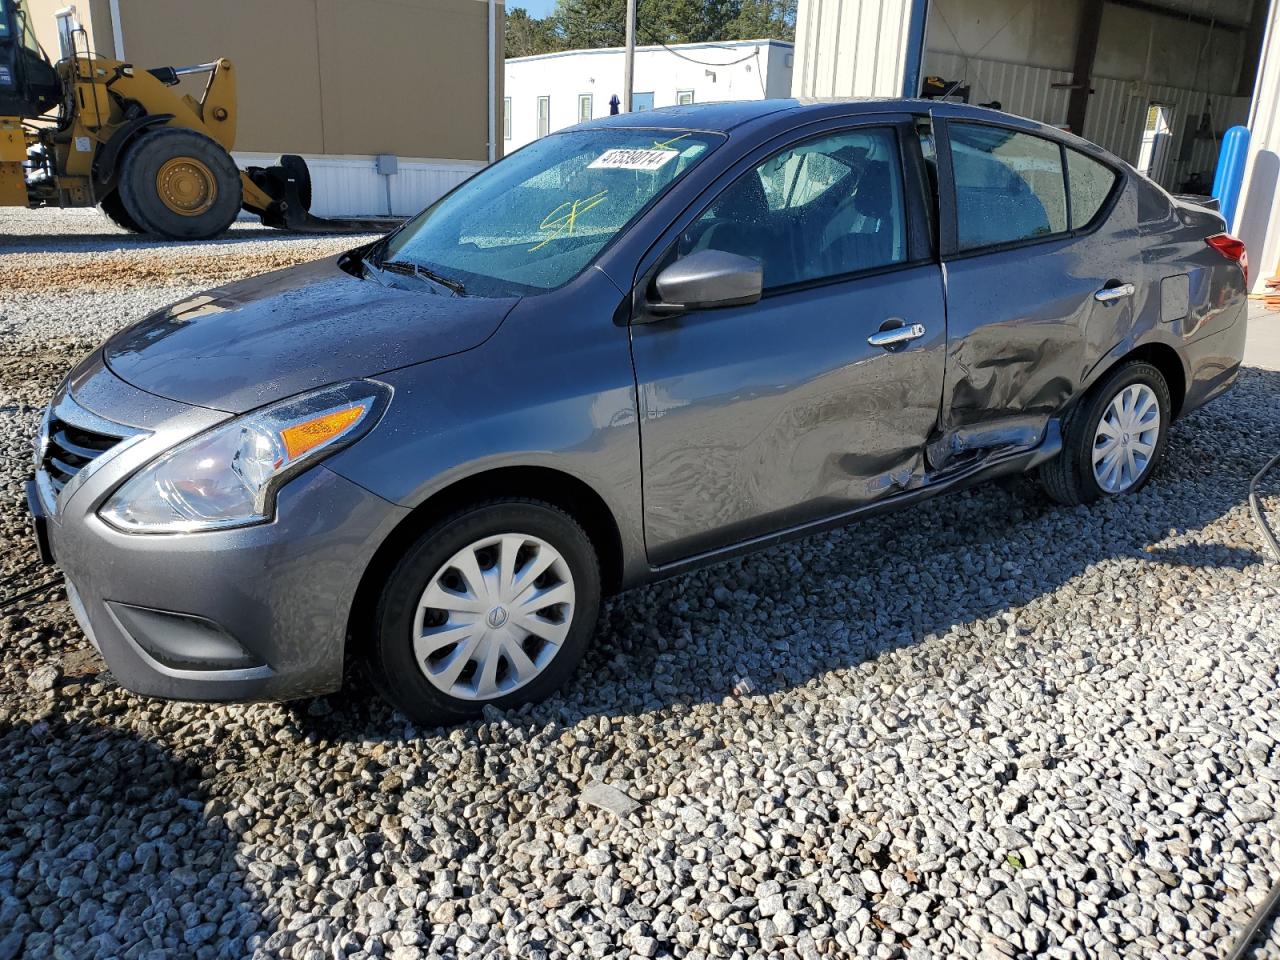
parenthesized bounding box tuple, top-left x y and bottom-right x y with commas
(1127, 177, 1248, 412)
(934, 118, 1141, 464)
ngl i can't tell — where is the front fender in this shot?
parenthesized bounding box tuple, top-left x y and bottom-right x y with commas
(93, 112, 173, 187)
(323, 277, 649, 586)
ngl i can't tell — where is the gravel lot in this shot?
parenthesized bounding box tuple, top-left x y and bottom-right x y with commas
(1, 208, 1278, 960)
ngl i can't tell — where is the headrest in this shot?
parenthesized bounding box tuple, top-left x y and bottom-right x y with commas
(852, 161, 893, 221)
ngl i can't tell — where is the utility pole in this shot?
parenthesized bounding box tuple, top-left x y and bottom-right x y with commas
(624, 0, 636, 111)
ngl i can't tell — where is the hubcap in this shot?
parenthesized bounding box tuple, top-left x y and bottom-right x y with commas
(155, 156, 217, 217)
(1092, 383, 1160, 493)
(412, 533, 575, 701)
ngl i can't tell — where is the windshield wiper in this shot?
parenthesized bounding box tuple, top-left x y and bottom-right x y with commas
(381, 259, 466, 296)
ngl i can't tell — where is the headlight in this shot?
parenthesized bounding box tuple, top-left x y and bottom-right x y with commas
(100, 380, 390, 533)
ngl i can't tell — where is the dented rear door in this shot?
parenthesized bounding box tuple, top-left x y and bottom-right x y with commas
(931, 114, 1140, 465)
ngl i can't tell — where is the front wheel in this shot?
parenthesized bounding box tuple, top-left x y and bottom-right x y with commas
(1040, 360, 1172, 505)
(117, 127, 243, 240)
(367, 500, 601, 725)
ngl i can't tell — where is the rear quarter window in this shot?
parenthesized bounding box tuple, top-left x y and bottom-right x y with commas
(1066, 149, 1119, 228)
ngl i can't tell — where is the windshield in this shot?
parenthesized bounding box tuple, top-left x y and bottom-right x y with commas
(380, 128, 722, 296)
(10, 1, 39, 52)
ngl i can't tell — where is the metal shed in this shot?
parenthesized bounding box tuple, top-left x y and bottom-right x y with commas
(792, 0, 1280, 293)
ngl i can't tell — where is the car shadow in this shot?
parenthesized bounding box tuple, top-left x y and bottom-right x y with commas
(299, 365, 1278, 742)
(0, 718, 271, 957)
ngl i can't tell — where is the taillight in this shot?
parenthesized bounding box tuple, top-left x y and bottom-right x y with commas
(1206, 233, 1248, 286)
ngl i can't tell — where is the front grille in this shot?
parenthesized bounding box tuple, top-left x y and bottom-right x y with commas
(41, 414, 125, 497)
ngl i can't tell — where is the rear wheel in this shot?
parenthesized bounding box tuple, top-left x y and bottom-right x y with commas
(99, 191, 144, 233)
(1040, 360, 1171, 505)
(367, 500, 601, 725)
(118, 127, 242, 240)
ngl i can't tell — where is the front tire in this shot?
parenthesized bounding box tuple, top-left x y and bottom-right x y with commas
(118, 127, 243, 240)
(368, 500, 601, 725)
(1041, 360, 1172, 505)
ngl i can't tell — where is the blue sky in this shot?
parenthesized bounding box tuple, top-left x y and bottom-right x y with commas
(512, 0, 557, 17)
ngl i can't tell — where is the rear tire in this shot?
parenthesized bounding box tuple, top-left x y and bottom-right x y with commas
(1040, 360, 1171, 505)
(118, 127, 242, 240)
(99, 191, 144, 233)
(367, 500, 601, 726)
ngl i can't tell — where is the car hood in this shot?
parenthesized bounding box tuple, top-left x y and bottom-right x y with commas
(103, 256, 518, 413)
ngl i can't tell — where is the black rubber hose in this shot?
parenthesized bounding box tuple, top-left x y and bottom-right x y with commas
(0, 578, 62, 612)
(1227, 879, 1280, 960)
(1225, 449, 1280, 959)
(1250, 448, 1280, 563)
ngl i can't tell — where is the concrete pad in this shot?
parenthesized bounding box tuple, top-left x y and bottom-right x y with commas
(1246, 300, 1280, 371)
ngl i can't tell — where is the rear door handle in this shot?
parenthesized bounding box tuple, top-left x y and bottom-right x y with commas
(1095, 282, 1135, 303)
(868, 323, 926, 348)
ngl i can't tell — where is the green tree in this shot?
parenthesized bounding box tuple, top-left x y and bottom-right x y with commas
(506, 6, 563, 57)
(640, 0, 741, 43)
(507, 0, 793, 60)
(727, 0, 796, 40)
(555, 0, 626, 49)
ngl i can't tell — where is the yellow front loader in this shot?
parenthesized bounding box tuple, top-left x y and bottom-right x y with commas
(0, 1, 395, 239)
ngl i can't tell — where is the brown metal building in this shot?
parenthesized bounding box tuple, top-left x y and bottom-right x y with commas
(27, 0, 504, 215)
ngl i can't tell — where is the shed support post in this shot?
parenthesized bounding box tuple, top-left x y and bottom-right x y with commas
(1066, 0, 1104, 136)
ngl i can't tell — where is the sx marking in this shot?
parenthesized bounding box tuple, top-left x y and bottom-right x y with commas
(530, 190, 609, 251)
(650, 133, 691, 150)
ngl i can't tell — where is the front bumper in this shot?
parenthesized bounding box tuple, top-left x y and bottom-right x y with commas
(33, 359, 408, 703)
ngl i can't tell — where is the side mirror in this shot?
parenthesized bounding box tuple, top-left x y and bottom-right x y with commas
(646, 250, 763, 318)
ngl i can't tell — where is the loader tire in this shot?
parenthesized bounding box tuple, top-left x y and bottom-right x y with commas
(99, 191, 145, 233)
(118, 127, 242, 240)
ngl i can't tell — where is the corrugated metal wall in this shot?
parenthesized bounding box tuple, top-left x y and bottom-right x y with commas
(924, 50, 1250, 190)
(794, 0, 915, 97)
(924, 51, 1073, 127)
(1084, 77, 1249, 187)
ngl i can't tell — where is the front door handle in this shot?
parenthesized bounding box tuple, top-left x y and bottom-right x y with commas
(1095, 282, 1135, 303)
(868, 323, 926, 348)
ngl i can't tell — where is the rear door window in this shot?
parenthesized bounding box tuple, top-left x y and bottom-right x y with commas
(950, 124, 1067, 251)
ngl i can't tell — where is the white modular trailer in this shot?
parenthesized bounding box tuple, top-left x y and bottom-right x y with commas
(233, 154, 485, 220)
(504, 40, 796, 150)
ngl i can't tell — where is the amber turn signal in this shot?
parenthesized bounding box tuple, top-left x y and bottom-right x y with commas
(281, 404, 367, 461)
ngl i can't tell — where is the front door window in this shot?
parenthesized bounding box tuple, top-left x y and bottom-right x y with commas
(682, 127, 907, 288)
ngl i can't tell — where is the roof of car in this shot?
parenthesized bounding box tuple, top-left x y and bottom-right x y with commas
(576, 99, 1085, 150)
(576, 97, 1014, 135)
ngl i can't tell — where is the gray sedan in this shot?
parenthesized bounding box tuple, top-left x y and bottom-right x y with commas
(28, 99, 1248, 724)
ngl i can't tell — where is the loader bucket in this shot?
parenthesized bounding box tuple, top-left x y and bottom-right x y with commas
(245, 155, 404, 235)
